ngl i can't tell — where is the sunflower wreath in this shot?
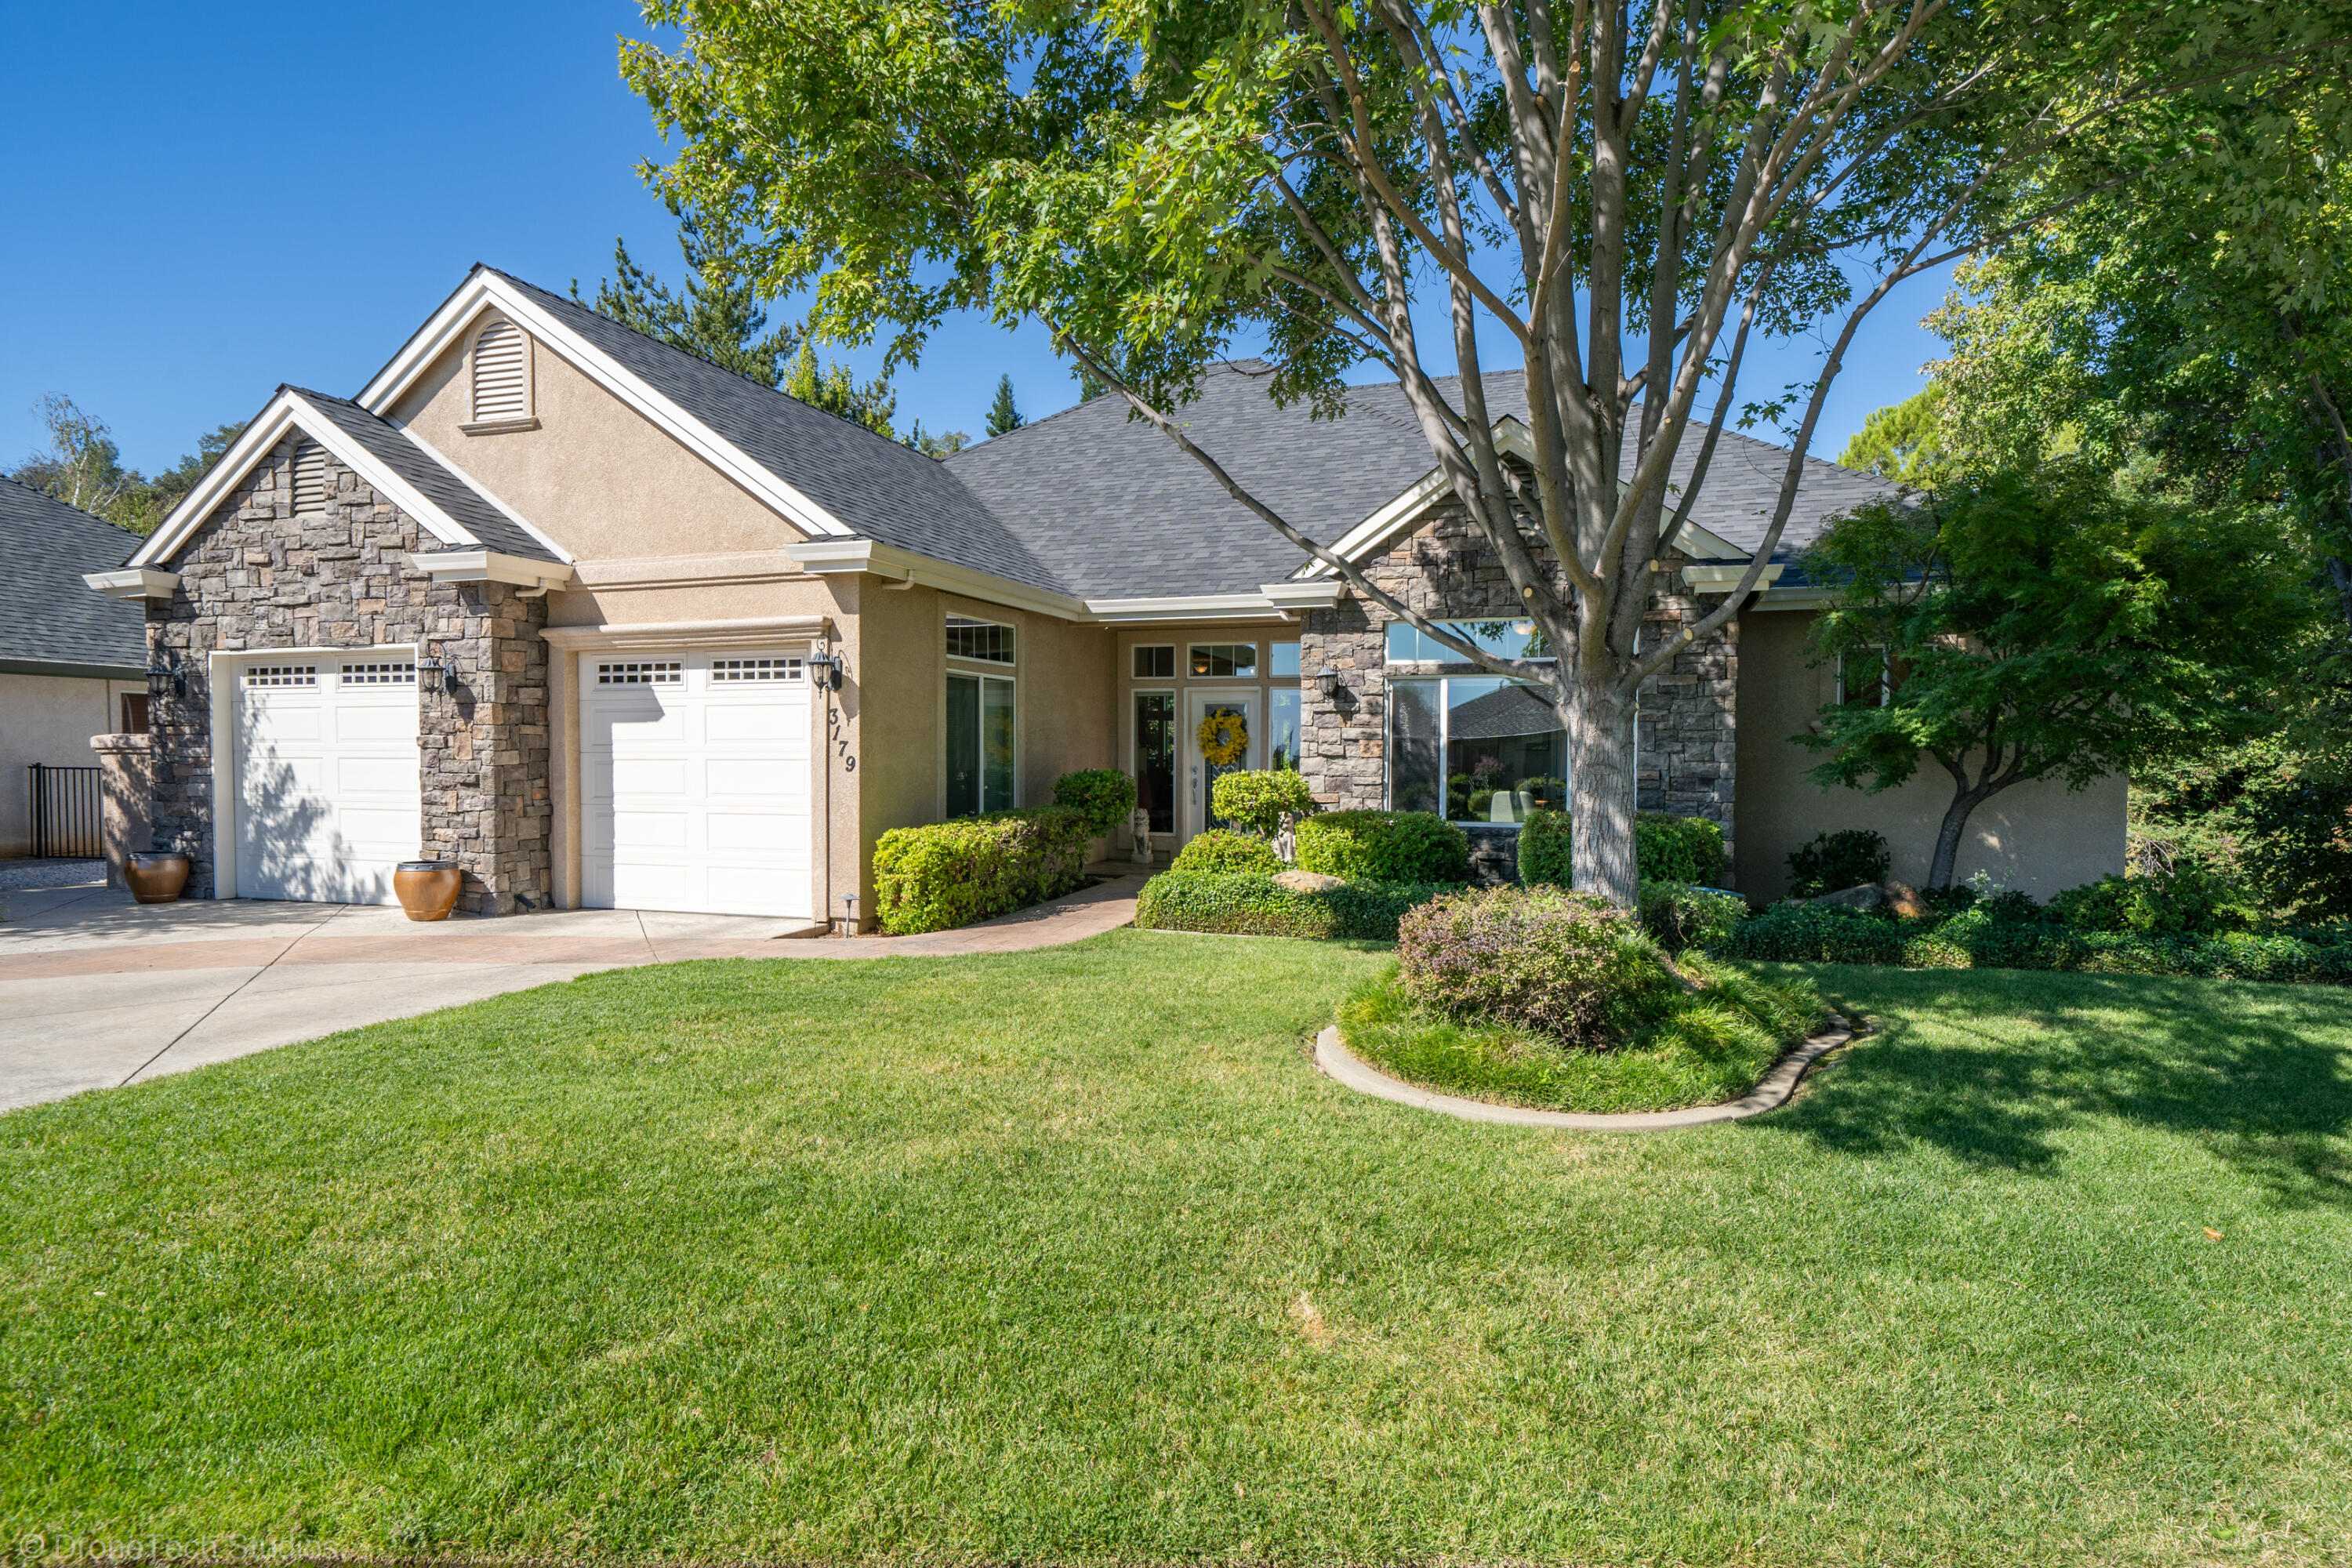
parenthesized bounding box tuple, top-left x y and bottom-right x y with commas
(1196, 707, 1249, 768)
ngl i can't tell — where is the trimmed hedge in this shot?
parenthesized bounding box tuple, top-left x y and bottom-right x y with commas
(1170, 829, 1282, 875)
(1294, 811, 1472, 884)
(872, 805, 1094, 935)
(1133, 871, 1453, 942)
(1051, 769, 1138, 837)
(1713, 897, 2352, 985)
(1515, 809, 1726, 888)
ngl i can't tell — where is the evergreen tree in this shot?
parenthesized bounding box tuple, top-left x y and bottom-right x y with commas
(573, 211, 798, 387)
(984, 374, 1022, 437)
(1072, 365, 1109, 403)
(905, 420, 969, 459)
(784, 342, 898, 437)
(1837, 387, 1948, 487)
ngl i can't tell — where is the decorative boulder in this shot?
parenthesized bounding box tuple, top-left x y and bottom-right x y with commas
(1882, 879, 1933, 918)
(1273, 868, 1348, 894)
(1808, 883, 1886, 911)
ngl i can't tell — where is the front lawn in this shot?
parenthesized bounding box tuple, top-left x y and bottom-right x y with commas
(8, 938, 2352, 1565)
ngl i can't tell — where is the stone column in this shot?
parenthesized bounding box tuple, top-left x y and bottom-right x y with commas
(89, 732, 155, 891)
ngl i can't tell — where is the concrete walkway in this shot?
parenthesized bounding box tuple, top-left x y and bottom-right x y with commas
(0, 873, 1144, 1112)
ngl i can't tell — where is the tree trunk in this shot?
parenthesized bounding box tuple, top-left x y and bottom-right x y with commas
(1927, 782, 2002, 890)
(1566, 678, 1639, 905)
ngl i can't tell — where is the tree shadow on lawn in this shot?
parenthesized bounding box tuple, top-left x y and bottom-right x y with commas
(1775, 968, 2352, 1209)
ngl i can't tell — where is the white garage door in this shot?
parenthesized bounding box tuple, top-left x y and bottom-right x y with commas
(233, 658, 423, 905)
(580, 651, 814, 918)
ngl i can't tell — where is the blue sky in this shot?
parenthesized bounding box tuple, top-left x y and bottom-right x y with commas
(2, 1, 1945, 477)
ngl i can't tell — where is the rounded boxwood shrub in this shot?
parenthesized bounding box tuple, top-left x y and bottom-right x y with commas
(1397, 884, 1664, 1047)
(1518, 809, 1573, 887)
(1209, 769, 1316, 840)
(1051, 769, 1138, 837)
(1787, 829, 1890, 898)
(1170, 829, 1282, 875)
(1635, 813, 1728, 887)
(1295, 810, 1472, 884)
(1636, 880, 1748, 953)
(1134, 871, 1450, 941)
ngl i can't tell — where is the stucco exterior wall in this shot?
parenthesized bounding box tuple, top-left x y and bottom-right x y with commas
(389, 317, 808, 561)
(143, 439, 551, 912)
(0, 672, 141, 858)
(1735, 608, 2129, 900)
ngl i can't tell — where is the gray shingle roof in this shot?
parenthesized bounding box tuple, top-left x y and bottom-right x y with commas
(292, 389, 561, 564)
(469, 267, 1896, 600)
(0, 476, 145, 673)
(487, 270, 1065, 592)
(946, 365, 1901, 597)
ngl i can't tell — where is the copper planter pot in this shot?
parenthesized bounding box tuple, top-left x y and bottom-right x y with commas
(393, 861, 463, 922)
(125, 851, 191, 905)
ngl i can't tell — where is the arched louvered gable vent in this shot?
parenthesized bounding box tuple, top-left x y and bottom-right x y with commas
(470, 318, 532, 423)
(291, 441, 328, 514)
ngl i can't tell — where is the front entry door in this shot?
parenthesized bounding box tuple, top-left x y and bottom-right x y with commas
(1184, 690, 1257, 841)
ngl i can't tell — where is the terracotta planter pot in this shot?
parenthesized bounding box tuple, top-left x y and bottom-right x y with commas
(393, 861, 463, 923)
(125, 851, 191, 905)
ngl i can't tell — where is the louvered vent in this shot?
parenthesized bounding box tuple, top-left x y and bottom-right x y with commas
(291, 441, 328, 514)
(471, 319, 530, 422)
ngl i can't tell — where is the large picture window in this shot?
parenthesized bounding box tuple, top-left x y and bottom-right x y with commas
(1391, 677, 1566, 822)
(946, 672, 1015, 815)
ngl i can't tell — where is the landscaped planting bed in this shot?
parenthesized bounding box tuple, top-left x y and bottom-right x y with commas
(10, 939, 2352, 1564)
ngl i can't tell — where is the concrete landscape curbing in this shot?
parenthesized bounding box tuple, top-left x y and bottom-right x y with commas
(1313, 1014, 1858, 1131)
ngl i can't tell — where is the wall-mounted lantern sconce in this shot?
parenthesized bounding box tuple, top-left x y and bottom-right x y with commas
(149, 648, 186, 700)
(823, 653, 845, 691)
(416, 656, 461, 695)
(1314, 668, 1343, 702)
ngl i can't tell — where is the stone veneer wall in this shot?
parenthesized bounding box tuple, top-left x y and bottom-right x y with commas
(146, 438, 551, 913)
(1298, 502, 1739, 880)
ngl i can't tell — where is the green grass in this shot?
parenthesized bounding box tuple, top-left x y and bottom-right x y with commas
(1337, 954, 1825, 1113)
(7, 937, 2352, 1565)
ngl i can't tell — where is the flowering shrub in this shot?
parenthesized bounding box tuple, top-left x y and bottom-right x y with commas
(1295, 810, 1472, 884)
(1397, 885, 1663, 1046)
(1170, 829, 1282, 875)
(1209, 769, 1316, 840)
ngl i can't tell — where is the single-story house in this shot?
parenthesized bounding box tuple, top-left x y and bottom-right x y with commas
(3, 477, 147, 858)
(84, 265, 2125, 918)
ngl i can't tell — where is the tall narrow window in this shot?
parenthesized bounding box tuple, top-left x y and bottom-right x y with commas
(291, 441, 328, 514)
(470, 319, 532, 424)
(1134, 691, 1175, 833)
(946, 673, 1017, 815)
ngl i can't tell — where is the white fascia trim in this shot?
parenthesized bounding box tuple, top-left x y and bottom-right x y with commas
(358, 271, 853, 539)
(132, 391, 477, 567)
(1259, 580, 1344, 610)
(84, 568, 180, 601)
(402, 550, 577, 590)
(1083, 593, 1295, 623)
(391, 420, 575, 564)
(1682, 562, 1785, 593)
(782, 537, 1093, 621)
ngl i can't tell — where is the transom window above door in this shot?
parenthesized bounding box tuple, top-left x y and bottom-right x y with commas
(1385, 619, 1552, 662)
(946, 615, 1015, 664)
(1189, 643, 1257, 678)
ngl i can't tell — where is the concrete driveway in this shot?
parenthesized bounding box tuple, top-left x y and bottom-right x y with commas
(0, 872, 1144, 1113)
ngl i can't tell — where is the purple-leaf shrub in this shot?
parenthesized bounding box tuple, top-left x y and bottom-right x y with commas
(1396, 885, 1662, 1046)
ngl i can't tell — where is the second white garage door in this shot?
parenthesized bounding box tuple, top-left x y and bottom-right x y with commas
(580, 650, 814, 918)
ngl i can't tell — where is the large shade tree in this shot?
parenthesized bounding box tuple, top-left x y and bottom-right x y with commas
(620, 0, 2352, 902)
